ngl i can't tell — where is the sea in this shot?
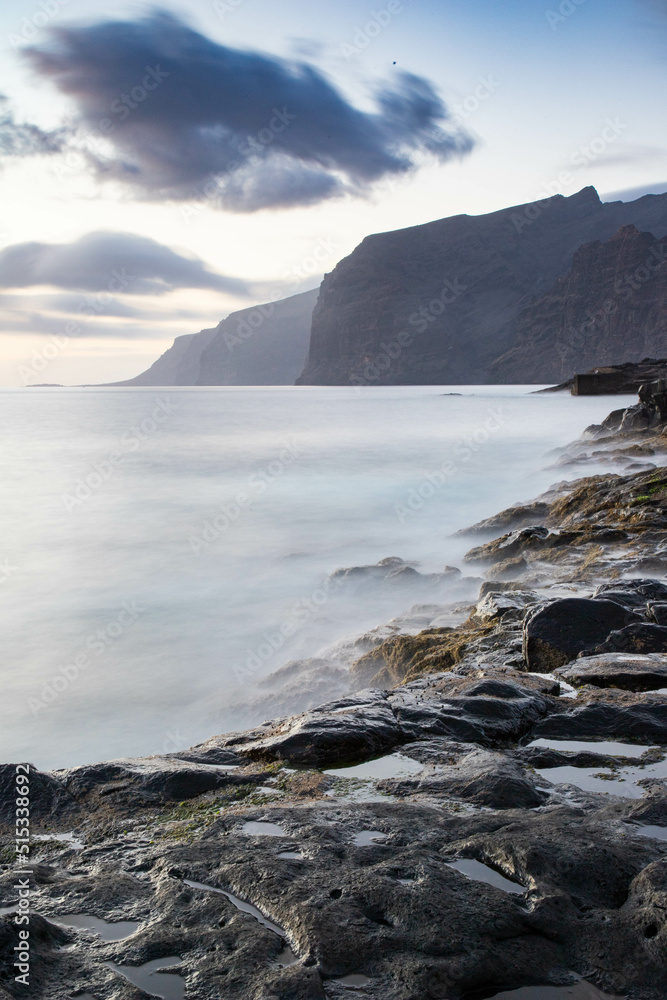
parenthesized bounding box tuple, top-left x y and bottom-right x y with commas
(0, 385, 636, 769)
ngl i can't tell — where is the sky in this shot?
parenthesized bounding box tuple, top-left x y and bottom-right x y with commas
(0, 0, 665, 385)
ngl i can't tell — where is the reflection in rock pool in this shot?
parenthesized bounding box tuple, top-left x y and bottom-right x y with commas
(446, 859, 526, 894)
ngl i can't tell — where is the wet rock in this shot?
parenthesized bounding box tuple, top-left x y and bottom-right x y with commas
(379, 744, 548, 808)
(328, 558, 462, 596)
(523, 598, 640, 672)
(388, 679, 552, 746)
(529, 696, 667, 744)
(511, 745, 638, 769)
(593, 577, 667, 610)
(0, 914, 71, 997)
(57, 757, 261, 807)
(456, 501, 550, 535)
(648, 602, 667, 626)
(464, 526, 550, 565)
(556, 652, 667, 691)
(232, 692, 403, 767)
(582, 622, 667, 656)
(0, 764, 77, 824)
(472, 589, 539, 624)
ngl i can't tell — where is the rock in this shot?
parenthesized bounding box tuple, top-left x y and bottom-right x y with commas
(380, 744, 548, 808)
(556, 653, 667, 691)
(523, 598, 640, 672)
(511, 745, 640, 769)
(464, 526, 550, 564)
(388, 679, 551, 746)
(233, 692, 403, 767)
(593, 578, 667, 609)
(457, 502, 550, 535)
(582, 623, 667, 656)
(472, 589, 539, 623)
(648, 602, 667, 626)
(57, 757, 263, 807)
(0, 764, 77, 824)
(529, 696, 667, 744)
(620, 403, 653, 432)
(328, 558, 463, 598)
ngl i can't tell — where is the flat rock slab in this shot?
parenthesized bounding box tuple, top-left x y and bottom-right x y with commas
(557, 653, 667, 692)
(529, 697, 667, 744)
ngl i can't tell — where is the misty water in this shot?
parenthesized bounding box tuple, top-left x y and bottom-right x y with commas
(1, 385, 636, 769)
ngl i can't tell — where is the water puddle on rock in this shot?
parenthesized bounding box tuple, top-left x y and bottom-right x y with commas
(536, 757, 667, 799)
(446, 859, 526, 894)
(630, 824, 667, 841)
(524, 673, 577, 699)
(481, 980, 624, 999)
(333, 973, 373, 989)
(241, 821, 286, 837)
(324, 753, 424, 780)
(528, 738, 653, 758)
(52, 913, 138, 941)
(182, 879, 298, 967)
(351, 831, 388, 847)
(277, 851, 305, 860)
(106, 956, 184, 1000)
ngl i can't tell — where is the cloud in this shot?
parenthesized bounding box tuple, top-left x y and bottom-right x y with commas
(0, 95, 64, 157)
(0, 231, 250, 296)
(22, 10, 474, 210)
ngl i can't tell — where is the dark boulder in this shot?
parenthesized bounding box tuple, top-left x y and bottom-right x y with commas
(648, 602, 667, 626)
(523, 598, 640, 672)
(582, 623, 667, 656)
(593, 578, 667, 611)
(0, 764, 76, 824)
(235, 692, 403, 767)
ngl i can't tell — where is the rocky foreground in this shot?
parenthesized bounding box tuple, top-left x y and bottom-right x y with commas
(2, 398, 667, 1000)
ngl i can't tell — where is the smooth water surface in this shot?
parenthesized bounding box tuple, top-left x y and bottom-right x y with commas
(0, 386, 634, 767)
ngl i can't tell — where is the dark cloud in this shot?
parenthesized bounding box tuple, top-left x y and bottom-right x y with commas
(0, 231, 250, 296)
(22, 11, 474, 210)
(0, 95, 64, 157)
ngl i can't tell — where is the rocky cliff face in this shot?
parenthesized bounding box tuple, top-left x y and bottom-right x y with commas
(111, 287, 318, 386)
(297, 187, 667, 385)
(109, 328, 218, 386)
(491, 225, 667, 383)
(196, 287, 318, 386)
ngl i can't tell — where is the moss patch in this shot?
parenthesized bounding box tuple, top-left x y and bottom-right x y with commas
(350, 618, 495, 689)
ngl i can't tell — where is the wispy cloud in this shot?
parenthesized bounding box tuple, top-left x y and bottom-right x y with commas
(0, 94, 64, 157)
(0, 231, 250, 296)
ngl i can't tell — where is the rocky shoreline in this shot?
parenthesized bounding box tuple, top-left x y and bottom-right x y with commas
(2, 395, 667, 1000)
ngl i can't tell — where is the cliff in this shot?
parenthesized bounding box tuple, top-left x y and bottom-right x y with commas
(196, 287, 318, 385)
(110, 287, 318, 387)
(296, 187, 667, 385)
(491, 225, 667, 383)
(109, 327, 218, 386)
